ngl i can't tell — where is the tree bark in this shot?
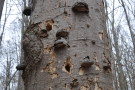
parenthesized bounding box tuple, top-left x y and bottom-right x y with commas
(22, 0, 113, 90)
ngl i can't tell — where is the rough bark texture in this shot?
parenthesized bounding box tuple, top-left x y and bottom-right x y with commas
(22, 0, 113, 90)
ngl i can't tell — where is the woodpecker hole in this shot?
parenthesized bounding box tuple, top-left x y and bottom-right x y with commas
(103, 65, 111, 72)
(98, 32, 104, 40)
(46, 19, 54, 31)
(46, 23, 52, 31)
(64, 64, 71, 72)
(62, 57, 73, 74)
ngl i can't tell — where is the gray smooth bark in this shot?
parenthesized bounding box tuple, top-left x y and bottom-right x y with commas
(22, 0, 113, 90)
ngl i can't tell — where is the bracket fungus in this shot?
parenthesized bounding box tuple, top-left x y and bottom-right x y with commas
(72, 2, 89, 13)
(81, 61, 94, 68)
(81, 56, 94, 68)
(23, 7, 31, 16)
(16, 63, 26, 71)
(54, 38, 67, 49)
(56, 29, 69, 39)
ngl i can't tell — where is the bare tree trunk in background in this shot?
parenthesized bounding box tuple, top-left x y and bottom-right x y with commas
(120, 0, 135, 54)
(17, 0, 26, 90)
(17, 15, 25, 90)
(0, 0, 5, 21)
(112, 27, 128, 90)
(22, 0, 113, 90)
(111, 1, 128, 89)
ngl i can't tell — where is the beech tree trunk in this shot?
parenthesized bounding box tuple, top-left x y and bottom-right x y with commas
(22, 0, 113, 90)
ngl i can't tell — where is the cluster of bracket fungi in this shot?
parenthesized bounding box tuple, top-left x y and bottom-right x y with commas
(22, 2, 89, 16)
(17, 2, 110, 74)
(54, 29, 69, 49)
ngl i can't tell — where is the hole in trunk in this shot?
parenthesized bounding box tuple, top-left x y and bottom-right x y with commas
(46, 19, 54, 31)
(65, 64, 71, 72)
(46, 23, 52, 31)
(103, 65, 111, 72)
(62, 57, 73, 74)
(98, 32, 104, 40)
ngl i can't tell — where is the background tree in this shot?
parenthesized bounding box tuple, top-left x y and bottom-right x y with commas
(0, 0, 5, 21)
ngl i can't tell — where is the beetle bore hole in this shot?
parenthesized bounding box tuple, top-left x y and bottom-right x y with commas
(91, 40, 96, 45)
